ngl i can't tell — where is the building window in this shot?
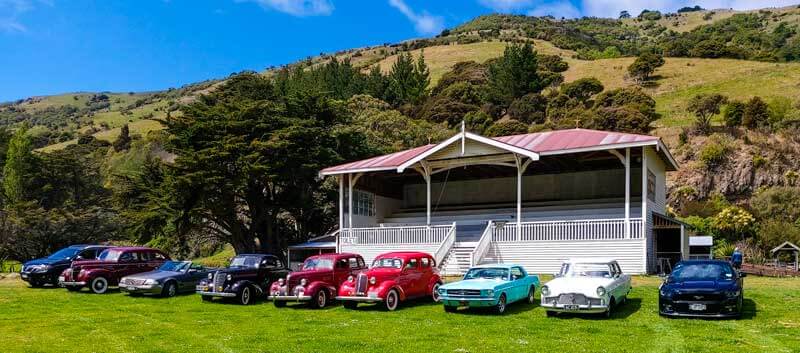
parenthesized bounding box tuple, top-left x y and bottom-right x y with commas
(647, 169, 656, 202)
(345, 190, 375, 217)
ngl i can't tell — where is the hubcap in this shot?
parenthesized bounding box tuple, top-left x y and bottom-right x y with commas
(432, 284, 440, 302)
(242, 288, 250, 304)
(318, 291, 326, 307)
(387, 291, 397, 310)
(93, 278, 106, 293)
(529, 288, 535, 303)
(168, 284, 176, 297)
(498, 297, 506, 312)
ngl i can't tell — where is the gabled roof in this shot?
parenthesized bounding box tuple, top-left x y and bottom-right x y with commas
(320, 128, 678, 176)
(771, 241, 800, 254)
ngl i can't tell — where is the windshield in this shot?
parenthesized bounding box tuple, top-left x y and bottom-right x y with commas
(48, 247, 81, 260)
(158, 261, 190, 272)
(372, 258, 403, 269)
(561, 263, 613, 278)
(671, 263, 734, 281)
(98, 249, 122, 262)
(464, 267, 509, 281)
(302, 258, 333, 270)
(230, 256, 261, 268)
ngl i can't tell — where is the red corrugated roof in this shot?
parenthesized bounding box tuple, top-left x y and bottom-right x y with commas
(321, 128, 664, 175)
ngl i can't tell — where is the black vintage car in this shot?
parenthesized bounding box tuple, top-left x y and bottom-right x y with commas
(196, 254, 289, 305)
(659, 260, 745, 318)
(20, 245, 110, 287)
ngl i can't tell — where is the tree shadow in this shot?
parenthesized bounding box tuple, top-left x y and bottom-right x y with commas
(547, 298, 642, 320)
(640, 79, 662, 88)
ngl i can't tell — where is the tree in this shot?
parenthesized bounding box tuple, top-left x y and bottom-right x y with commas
(742, 96, 769, 128)
(627, 52, 665, 83)
(485, 120, 529, 137)
(487, 43, 542, 105)
(464, 110, 494, 135)
(561, 77, 604, 103)
(508, 93, 547, 124)
(723, 100, 746, 127)
(687, 93, 728, 134)
(365, 65, 388, 101)
(638, 10, 662, 21)
(3, 127, 35, 205)
(619, 10, 631, 19)
(113, 124, 132, 152)
(386, 51, 430, 106)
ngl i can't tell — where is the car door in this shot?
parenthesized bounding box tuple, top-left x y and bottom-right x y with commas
(399, 257, 422, 297)
(608, 262, 625, 299)
(510, 266, 527, 302)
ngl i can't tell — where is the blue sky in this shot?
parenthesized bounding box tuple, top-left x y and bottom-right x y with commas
(1, 0, 797, 102)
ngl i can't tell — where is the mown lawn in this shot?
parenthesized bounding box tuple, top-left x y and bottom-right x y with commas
(0, 275, 798, 352)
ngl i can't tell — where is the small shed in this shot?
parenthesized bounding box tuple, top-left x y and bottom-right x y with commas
(287, 234, 337, 270)
(689, 236, 713, 260)
(771, 241, 800, 271)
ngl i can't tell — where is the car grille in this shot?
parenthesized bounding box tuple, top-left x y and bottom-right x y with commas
(557, 293, 589, 305)
(71, 268, 80, 280)
(674, 293, 723, 302)
(355, 273, 368, 295)
(446, 289, 482, 297)
(122, 278, 146, 286)
(213, 272, 226, 292)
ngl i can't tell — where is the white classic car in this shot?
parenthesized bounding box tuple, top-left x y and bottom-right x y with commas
(540, 258, 631, 317)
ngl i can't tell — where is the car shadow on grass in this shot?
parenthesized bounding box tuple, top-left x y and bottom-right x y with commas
(547, 298, 642, 320)
(338, 297, 441, 312)
(741, 298, 757, 319)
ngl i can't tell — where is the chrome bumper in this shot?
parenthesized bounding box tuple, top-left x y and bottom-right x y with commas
(60, 281, 86, 286)
(269, 294, 313, 302)
(197, 291, 237, 297)
(541, 302, 608, 313)
(335, 295, 383, 303)
(120, 284, 161, 294)
(440, 296, 496, 302)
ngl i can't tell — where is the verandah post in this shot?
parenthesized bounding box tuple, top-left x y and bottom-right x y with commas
(625, 148, 630, 239)
(338, 175, 344, 252)
(642, 146, 648, 273)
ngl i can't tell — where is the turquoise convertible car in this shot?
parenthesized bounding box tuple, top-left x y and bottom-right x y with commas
(438, 264, 540, 314)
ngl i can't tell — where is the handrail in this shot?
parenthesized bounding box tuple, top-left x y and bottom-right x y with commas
(493, 218, 644, 242)
(433, 222, 457, 267)
(340, 224, 452, 245)
(470, 220, 493, 267)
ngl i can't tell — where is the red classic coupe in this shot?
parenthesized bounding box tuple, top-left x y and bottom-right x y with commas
(269, 253, 367, 308)
(336, 251, 442, 311)
(59, 246, 170, 294)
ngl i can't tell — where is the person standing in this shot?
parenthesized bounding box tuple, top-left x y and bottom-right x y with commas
(731, 247, 743, 269)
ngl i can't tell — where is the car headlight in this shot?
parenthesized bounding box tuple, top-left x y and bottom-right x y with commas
(726, 290, 741, 298)
(277, 278, 284, 285)
(208, 273, 213, 280)
(659, 286, 671, 297)
(226, 274, 232, 281)
(596, 286, 606, 296)
(485, 289, 494, 297)
(144, 279, 157, 285)
(300, 278, 307, 286)
(541, 286, 550, 296)
(369, 277, 376, 285)
(347, 275, 354, 283)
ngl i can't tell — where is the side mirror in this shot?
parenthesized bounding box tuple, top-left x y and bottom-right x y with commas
(187, 268, 197, 274)
(75, 255, 84, 261)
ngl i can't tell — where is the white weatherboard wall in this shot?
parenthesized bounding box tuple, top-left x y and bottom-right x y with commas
(340, 243, 441, 266)
(482, 239, 647, 274)
(645, 146, 668, 273)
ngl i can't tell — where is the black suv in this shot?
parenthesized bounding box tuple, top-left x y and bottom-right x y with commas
(20, 245, 110, 287)
(196, 254, 289, 305)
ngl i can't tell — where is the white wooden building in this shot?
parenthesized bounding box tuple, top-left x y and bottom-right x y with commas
(320, 128, 685, 275)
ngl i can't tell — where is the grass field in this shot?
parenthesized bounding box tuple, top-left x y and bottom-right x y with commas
(1, 275, 798, 352)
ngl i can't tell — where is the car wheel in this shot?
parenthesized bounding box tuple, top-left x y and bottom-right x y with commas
(546, 310, 557, 317)
(90, 277, 108, 294)
(604, 298, 615, 318)
(162, 281, 177, 298)
(65, 285, 81, 292)
(238, 285, 253, 305)
(29, 279, 45, 288)
(273, 300, 286, 308)
(343, 301, 358, 310)
(310, 290, 327, 309)
(201, 295, 212, 302)
(444, 305, 457, 313)
(527, 286, 536, 304)
(495, 293, 507, 314)
(384, 289, 399, 311)
(431, 282, 442, 302)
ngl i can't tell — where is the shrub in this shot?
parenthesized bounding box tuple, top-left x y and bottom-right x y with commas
(508, 93, 547, 124)
(723, 100, 746, 127)
(752, 155, 768, 168)
(750, 186, 800, 222)
(485, 120, 529, 137)
(698, 135, 732, 168)
(561, 77, 604, 102)
(742, 97, 769, 128)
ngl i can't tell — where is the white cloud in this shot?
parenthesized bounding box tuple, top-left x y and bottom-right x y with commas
(478, 0, 533, 12)
(242, 0, 334, 17)
(527, 1, 581, 19)
(0, 0, 41, 33)
(388, 0, 445, 35)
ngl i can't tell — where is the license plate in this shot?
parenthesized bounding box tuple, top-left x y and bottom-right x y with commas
(368, 292, 378, 299)
(21, 274, 28, 279)
(200, 286, 209, 291)
(564, 304, 580, 310)
(689, 303, 707, 311)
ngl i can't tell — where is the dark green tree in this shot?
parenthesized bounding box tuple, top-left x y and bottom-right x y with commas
(627, 52, 665, 83)
(742, 96, 769, 128)
(113, 124, 132, 152)
(508, 93, 547, 124)
(687, 93, 728, 134)
(723, 100, 746, 127)
(487, 43, 542, 105)
(561, 77, 604, 103)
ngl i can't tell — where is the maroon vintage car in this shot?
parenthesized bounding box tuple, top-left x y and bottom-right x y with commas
(336, 251, 442, 311)
(269, 253, 367, 308)
(58, 246, 170, 294)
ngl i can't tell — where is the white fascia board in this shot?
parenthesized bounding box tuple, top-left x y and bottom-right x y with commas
(397, 132, 540, 173)
(539, 139, 680, 171)
(319, 166, 398, 177)
(396, 133, 466, 173)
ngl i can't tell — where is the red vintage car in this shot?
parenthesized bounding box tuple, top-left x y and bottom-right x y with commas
(58, 246, 170, 294)
(336, 251, 442, 311)
(269, 253, 367, 308)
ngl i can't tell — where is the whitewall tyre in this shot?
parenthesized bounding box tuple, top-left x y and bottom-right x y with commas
(239, 286, 252, 305)
(384, 289, 399, 311)
(432, 283, 441, 302)
(90, 277, 108, 294)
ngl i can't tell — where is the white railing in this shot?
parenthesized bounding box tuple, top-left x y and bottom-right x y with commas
(470, 220, 494, 267)
(340, 224, 454, 245)
(433, 223, 457, 266)
(492, 218, 643, 242)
